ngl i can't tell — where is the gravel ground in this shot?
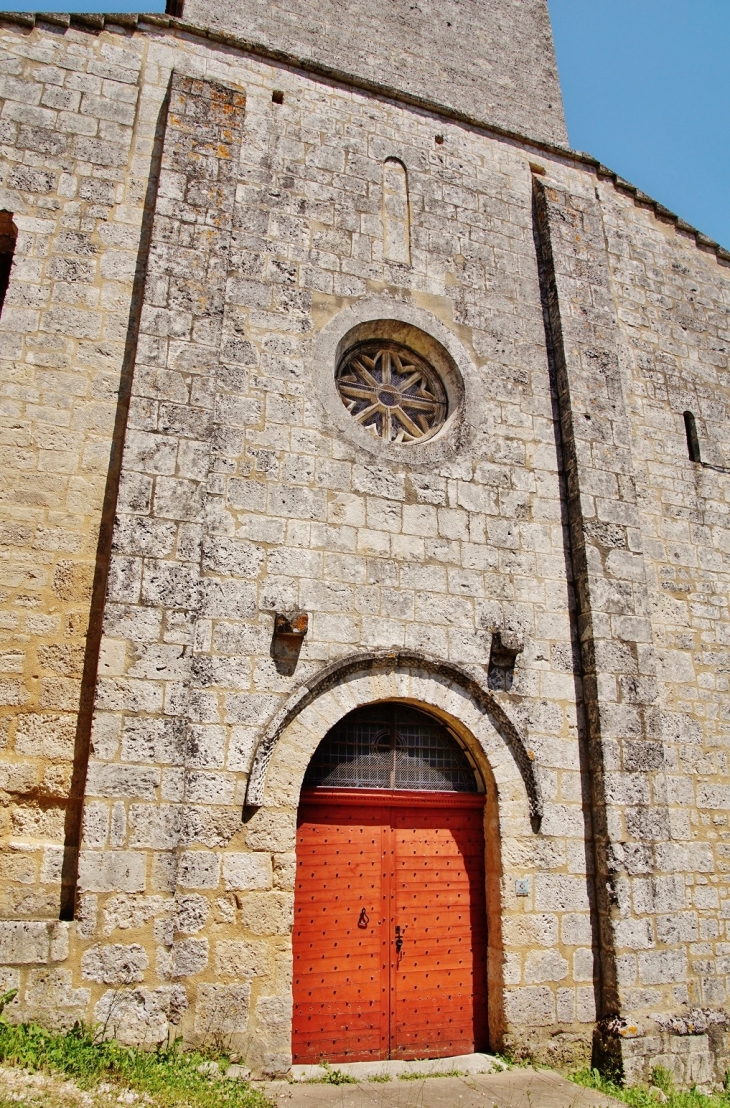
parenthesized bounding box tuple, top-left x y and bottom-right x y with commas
(0, 1066, 156, 1108)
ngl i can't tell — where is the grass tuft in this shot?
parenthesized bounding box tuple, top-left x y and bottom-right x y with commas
(0, 1001, 269, 1108)
(398, 1068, 464, 1081)
(305, 1062, 357, 1085)
(571, 1066, 730, 1108)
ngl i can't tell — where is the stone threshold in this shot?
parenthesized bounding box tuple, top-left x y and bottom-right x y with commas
(290, 1052, 503, 1082)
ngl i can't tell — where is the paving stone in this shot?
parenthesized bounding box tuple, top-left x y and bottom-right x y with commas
(261, 1068, 623, 1107)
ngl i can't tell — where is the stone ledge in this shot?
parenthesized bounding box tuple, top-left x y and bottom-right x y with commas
(291, 1052, 503, 1082)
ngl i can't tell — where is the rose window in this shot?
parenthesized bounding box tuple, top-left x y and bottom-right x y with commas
(335, 340, 447, 443)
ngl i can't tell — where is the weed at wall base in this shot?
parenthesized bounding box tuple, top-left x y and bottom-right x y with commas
(0, 1000, 270, 1108)
(571, 1066, 730, 1108)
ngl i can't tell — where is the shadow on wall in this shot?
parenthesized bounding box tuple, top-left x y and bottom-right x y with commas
(59, 88, 173, 922)
(532, 175, 609, 1066)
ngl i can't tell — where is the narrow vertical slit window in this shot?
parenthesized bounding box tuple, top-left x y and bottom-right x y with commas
(165, 0, 184, 16)
(684, 410, 701, 463)
(382, 158, 411, 266)
(0, 211, 16, 316)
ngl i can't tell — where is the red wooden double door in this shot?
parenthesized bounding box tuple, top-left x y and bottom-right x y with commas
(292, 788, 488, 1063)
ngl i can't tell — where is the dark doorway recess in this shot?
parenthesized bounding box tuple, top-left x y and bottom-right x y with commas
(0, 210, 16, 315)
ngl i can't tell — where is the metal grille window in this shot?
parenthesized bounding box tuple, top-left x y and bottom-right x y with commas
(303, 704, 478, 792)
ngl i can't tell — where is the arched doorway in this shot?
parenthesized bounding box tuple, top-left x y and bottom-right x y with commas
(292, 702, 488, 1064)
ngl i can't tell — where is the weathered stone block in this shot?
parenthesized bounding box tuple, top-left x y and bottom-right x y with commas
(239, 893, 294, 936)
(0, 921, 60, 965)
(504, 986, 556, 1027)
(524, 949, 569, 984)
(177, 852, 220, 890)
(534, 875, 589, 912)
(24, 969, 90, 1030)
(638, 949, 687, 987)
(244, 810, 297, 853)
(222, 853, 273, 892)
(214, 940, 270, 978)
(85, 764, 160, 800)
(81, 943, 148, 984)
(157, 937, 209, 979)
(173, 894, 209, 935)
(77, 851, 146, 894)
(195, 983, 251, 1035)
(272, 853, 296, 891)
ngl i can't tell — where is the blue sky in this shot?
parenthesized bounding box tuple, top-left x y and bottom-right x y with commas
(0, 0, 726, 248)
(548, 0, 730, 250)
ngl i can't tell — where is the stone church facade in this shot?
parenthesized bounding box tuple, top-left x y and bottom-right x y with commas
(0, 0, 728, 1086)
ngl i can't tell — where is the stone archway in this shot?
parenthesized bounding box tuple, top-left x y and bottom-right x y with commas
(243, 651, 542, 1059)
(245, 649, 542, 825)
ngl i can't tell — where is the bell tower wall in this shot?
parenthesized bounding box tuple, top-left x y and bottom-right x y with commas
(184, 0, 568, 148)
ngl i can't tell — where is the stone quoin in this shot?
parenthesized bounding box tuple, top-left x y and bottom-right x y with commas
(0, 0, 728, 1088)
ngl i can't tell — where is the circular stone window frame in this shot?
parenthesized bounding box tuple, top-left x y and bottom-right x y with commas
(312, 300, 480, 465)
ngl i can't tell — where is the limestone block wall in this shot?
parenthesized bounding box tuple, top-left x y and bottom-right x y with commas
(0, 15, 591, 1070)
(0, 22, 147, 921)
(0, 8, 727, 1088)
(599, 181, 730, 1086)
(74, 50, 593, 1073)
(185, 0, 568, 148)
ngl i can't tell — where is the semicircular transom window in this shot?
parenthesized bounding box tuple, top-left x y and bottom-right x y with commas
(335, 340, 447, 443)
(303, 703, 478, 792)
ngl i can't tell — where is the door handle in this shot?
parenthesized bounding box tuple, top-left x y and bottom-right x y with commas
(357, 907, 369, 929)
(395, 924, 407, 954)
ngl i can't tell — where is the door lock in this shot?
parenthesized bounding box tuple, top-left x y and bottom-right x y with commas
(395, 924, 407, 954)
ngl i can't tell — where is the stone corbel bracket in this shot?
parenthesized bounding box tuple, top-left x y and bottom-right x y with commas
(487, 628, 525, 692)
(492, 628, 524, 658)
(270, 611, 309, 676)
(244, 648, 543, 828)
